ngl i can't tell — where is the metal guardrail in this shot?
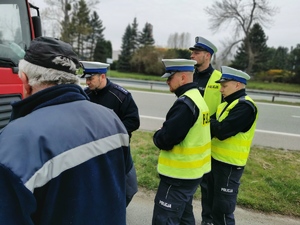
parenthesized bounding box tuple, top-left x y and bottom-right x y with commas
(100, 77, 300, 103)
(246, 89, 300, 102)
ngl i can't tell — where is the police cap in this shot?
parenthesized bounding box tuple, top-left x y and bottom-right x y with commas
(216, 66, 250, 85)
(189, 36, 217, 55)
(161, 59, 196, 78)
(80, 61, 110, 78)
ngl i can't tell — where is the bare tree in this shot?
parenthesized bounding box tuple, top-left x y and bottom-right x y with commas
(205, 0, 278, 74)
(41, 0, 99, 39)
(167, 32, 191, 49)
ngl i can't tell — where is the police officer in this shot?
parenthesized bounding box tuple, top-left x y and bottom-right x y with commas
(208, 66, 258, 225)
(80, 61, 140, 206)
(189, 36, 223, 225)
(190, 36, 223, 116)
(80, 61, 140, 139)
(152, 59, 211, 225)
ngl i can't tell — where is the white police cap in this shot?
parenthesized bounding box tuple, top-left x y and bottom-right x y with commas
(80, 61, 110, 78)
(161, 59, 196, 78)
(216, 66, 250, 84)
(189, 36, 217, 55)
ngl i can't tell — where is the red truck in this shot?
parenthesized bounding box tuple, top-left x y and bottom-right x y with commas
(0, 0, 42, 129)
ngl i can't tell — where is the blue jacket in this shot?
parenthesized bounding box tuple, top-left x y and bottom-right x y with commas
(0, 84, 130, 225)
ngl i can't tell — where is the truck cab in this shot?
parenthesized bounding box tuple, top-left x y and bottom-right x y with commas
(0, 0, 41, 129)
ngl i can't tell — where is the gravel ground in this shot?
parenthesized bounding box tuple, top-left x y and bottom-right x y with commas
(126, 188, 300, 225)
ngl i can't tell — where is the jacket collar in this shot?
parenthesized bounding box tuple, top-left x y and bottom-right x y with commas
(10, 84, 88, 121)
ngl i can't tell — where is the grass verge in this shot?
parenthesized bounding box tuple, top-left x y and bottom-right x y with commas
(130, 130, 300, 217)
(108, 70, 300, 93)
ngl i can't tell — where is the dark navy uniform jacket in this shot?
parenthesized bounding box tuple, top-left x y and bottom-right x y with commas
(0, 84, 130, 225)
(193, 64, 216, 96)
(84, 79, 140, 138)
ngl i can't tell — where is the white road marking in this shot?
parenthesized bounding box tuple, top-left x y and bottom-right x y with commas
(140, 115, 300, 137)
(253, 129, 300, 137)
(140, 115, 165, 121)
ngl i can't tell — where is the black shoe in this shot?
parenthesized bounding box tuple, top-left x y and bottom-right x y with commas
(201, 221, 213, 225)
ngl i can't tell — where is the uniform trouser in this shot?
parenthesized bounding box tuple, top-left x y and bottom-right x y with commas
(152, 176, 202, 225)
(203, 158, 244, 225)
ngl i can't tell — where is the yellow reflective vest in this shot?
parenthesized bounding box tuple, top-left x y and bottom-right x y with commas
(211, 96, 258, 166)
(203, 70, 222, 116)
(157, 88, 211, 179)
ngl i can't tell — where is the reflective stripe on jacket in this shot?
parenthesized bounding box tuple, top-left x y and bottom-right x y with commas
(211, 96, 258, 166)
(203, 70, 222, 116)
(158, 88, 211, 179)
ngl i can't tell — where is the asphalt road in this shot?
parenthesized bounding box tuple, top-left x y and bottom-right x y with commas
(130, 90, 300, 150)
(81, 80, 300, 150)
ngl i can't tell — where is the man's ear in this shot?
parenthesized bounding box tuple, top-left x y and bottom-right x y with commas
(20, 72, 32, 97)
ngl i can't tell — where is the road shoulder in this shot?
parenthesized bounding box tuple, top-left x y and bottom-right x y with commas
(126, 187, 300, 225)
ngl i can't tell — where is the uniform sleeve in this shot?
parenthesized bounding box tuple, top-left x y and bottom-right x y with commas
(119, 93, 140, 137)
(210, 102, 256, 140)
(153, 98, 198, 150)
(0, 164, 36, 225)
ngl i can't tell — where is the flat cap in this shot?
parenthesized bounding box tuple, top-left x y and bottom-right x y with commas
(216, 66, 250, 84)
(80, 61, 110, 78)
(161, 59, 196, 78)
(24, 36, 79, 74)
(189, 36, 217, 55)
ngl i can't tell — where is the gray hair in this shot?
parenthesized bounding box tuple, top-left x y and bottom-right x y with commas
(18, 58, 80, 87)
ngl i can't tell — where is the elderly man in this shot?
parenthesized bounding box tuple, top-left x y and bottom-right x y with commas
(0, 37, 130, 225)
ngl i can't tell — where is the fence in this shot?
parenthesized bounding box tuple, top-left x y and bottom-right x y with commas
(86, 77, 300, 103)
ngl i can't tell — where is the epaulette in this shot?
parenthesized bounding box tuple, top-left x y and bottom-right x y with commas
(238, 96, 256, 113)
(177, 96, 197, 116)
(113, 84, 129, 95)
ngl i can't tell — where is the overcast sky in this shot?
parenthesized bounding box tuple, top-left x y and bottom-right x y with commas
(38, 0, 300, 52)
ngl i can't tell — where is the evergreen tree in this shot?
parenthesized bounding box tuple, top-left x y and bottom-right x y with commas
(230, 42, 248, 70)
(118, 25, 133, 72)
(268, 46, 289, 70)
(93, 39, 112, 63)
(139, 22, 155, 47)
(265, 47, 276, 69)
(230, 23, 269, 74)
(130, 17, 139, 52)
(70, 0, 91, 59)
(87, 11, 105, 60)
(250, 23, 269, 72)
(289, 44, 300, 83)
(60, 1, 75, 45)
